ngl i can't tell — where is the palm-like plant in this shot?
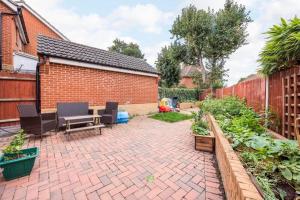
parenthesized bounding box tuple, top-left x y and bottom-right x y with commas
(258, 17, 300, 75)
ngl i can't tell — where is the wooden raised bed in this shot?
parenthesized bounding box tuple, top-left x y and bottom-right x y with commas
(206, 114, 264, 200)
(192, 131, 215, 152)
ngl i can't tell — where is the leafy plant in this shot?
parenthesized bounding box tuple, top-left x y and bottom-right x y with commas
(258, 17, 300, 75)
(200, 97, 300, 198)
(192, 120, 209, 136)
(191, 110, 210, 136)
(3, 130, 26, 161)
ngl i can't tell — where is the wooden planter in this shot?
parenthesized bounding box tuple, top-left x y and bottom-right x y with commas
(192, 131, 215, 152)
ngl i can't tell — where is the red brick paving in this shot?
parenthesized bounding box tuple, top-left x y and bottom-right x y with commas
(0, 116, 224, 199)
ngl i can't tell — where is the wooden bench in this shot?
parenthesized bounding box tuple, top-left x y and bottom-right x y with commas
(63, 115, 104, 139)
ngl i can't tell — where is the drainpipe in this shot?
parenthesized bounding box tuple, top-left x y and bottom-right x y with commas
(36, 56, 46, 113)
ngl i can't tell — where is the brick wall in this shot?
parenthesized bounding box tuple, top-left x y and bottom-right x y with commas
(0, 2, 63, 70)
(0, 2, 15, 69)
(207, 114, 263, 200)
(179, 77, 197, 88)
(40, 62, 158, 110)
(21, 7, 62, 56)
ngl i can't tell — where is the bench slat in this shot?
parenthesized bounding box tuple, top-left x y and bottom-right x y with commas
(66, 125, 105, 133)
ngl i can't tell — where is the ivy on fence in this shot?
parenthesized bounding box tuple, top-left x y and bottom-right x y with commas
(158, 87, 199, 102)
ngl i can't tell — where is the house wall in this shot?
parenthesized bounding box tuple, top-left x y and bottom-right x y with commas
(40, 62, 159, 115)
(0, 2, 63, 71)
(21, 7, 62, 56)
(180, 77, 197, 88)
(0, 2, 16, 70)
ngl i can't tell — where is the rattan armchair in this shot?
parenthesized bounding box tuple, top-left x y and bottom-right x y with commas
(98, 102, 118, 127)
(17, 104, 56, 139)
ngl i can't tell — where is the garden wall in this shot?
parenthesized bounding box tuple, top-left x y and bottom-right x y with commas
(40, 62, 159, 115)
(207, 114, 263, 200)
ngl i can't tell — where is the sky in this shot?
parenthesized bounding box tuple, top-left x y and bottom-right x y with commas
(25, 0, 300, 85)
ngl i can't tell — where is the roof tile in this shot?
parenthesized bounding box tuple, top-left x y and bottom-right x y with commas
(37, 35, 158, 74)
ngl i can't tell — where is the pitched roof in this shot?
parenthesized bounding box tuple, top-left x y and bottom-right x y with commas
(37, 35, 158, 75)
(180, 65, 203, 77)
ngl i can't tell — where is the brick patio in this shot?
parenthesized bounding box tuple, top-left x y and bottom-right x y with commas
(0, 115, 224, 200)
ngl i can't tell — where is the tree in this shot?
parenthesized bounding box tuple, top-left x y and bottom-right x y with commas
(108, 38, 145, 59)
(171, 0, 251, 87)
(205, 0, 251, 86)
(156, 42, 186, 87)
(171, 5, 212, 81)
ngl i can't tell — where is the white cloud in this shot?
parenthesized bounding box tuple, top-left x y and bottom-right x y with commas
(143, 41, 169, 66)
(24, 0, 300, 84)
(225, 0, 300, 85)
(109, 4, 173, 34)
(24, 0, 173, 60)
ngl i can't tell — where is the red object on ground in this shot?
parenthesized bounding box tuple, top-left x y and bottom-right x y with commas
(159, 106, 171, 112)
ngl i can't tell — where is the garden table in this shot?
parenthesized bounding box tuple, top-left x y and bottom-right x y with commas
(63, 115, 105, 139)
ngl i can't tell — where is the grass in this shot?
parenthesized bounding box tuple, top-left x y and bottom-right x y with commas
(149, 112, 193, 123)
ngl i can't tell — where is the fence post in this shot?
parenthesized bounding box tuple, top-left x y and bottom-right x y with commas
(264, 76, 269, 127)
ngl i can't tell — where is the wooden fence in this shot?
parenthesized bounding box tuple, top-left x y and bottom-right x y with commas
(0, 71, 36, 127)
(215, 76, 266, 112)
(200, 66, 300, 139)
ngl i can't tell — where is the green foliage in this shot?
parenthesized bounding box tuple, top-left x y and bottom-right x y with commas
(258, 17, 300, 75)
(149, 112, 193, 123)
(192, 120, 209, 136)
(170, 1, 251, 87)
(191, 110, 209, 135)
(108, 38, 145, 59)
(201, 97, 300, 198)
(156, 42, 187, 87)
(158, 87, 198, 102)
(3, 130, 25, 160)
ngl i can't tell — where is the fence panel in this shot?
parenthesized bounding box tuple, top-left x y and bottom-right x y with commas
(0, 71, 36, 127)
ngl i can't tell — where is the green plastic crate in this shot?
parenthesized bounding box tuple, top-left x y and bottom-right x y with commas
(0, 147, 39, 180)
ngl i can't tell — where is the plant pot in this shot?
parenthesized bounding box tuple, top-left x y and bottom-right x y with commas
(192, 132, 215, 152)
(0, 147, 39, 181)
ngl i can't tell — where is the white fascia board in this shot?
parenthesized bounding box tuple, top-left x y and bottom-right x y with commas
(16, 1, 69, 41)
(13, 51, 38, 60)
(1, 0, 18, 12)
(49, 57, 159, 78)
(15, 15, 28, 44)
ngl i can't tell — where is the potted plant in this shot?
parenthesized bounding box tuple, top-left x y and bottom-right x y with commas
(191, 110, 215, 152)
(0, 130, 39, 180)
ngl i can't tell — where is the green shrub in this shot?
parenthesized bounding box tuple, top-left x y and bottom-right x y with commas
(258, 17, 300, 75)
(192, 120, 209, 136)
(191, 110, 209, 136)
(159, 87, 199, 102)
(3, 130, 25, 160)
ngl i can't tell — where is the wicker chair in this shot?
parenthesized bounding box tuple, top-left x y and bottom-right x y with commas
(98, 102, 118, 127)
(17, 104, 56, 138)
